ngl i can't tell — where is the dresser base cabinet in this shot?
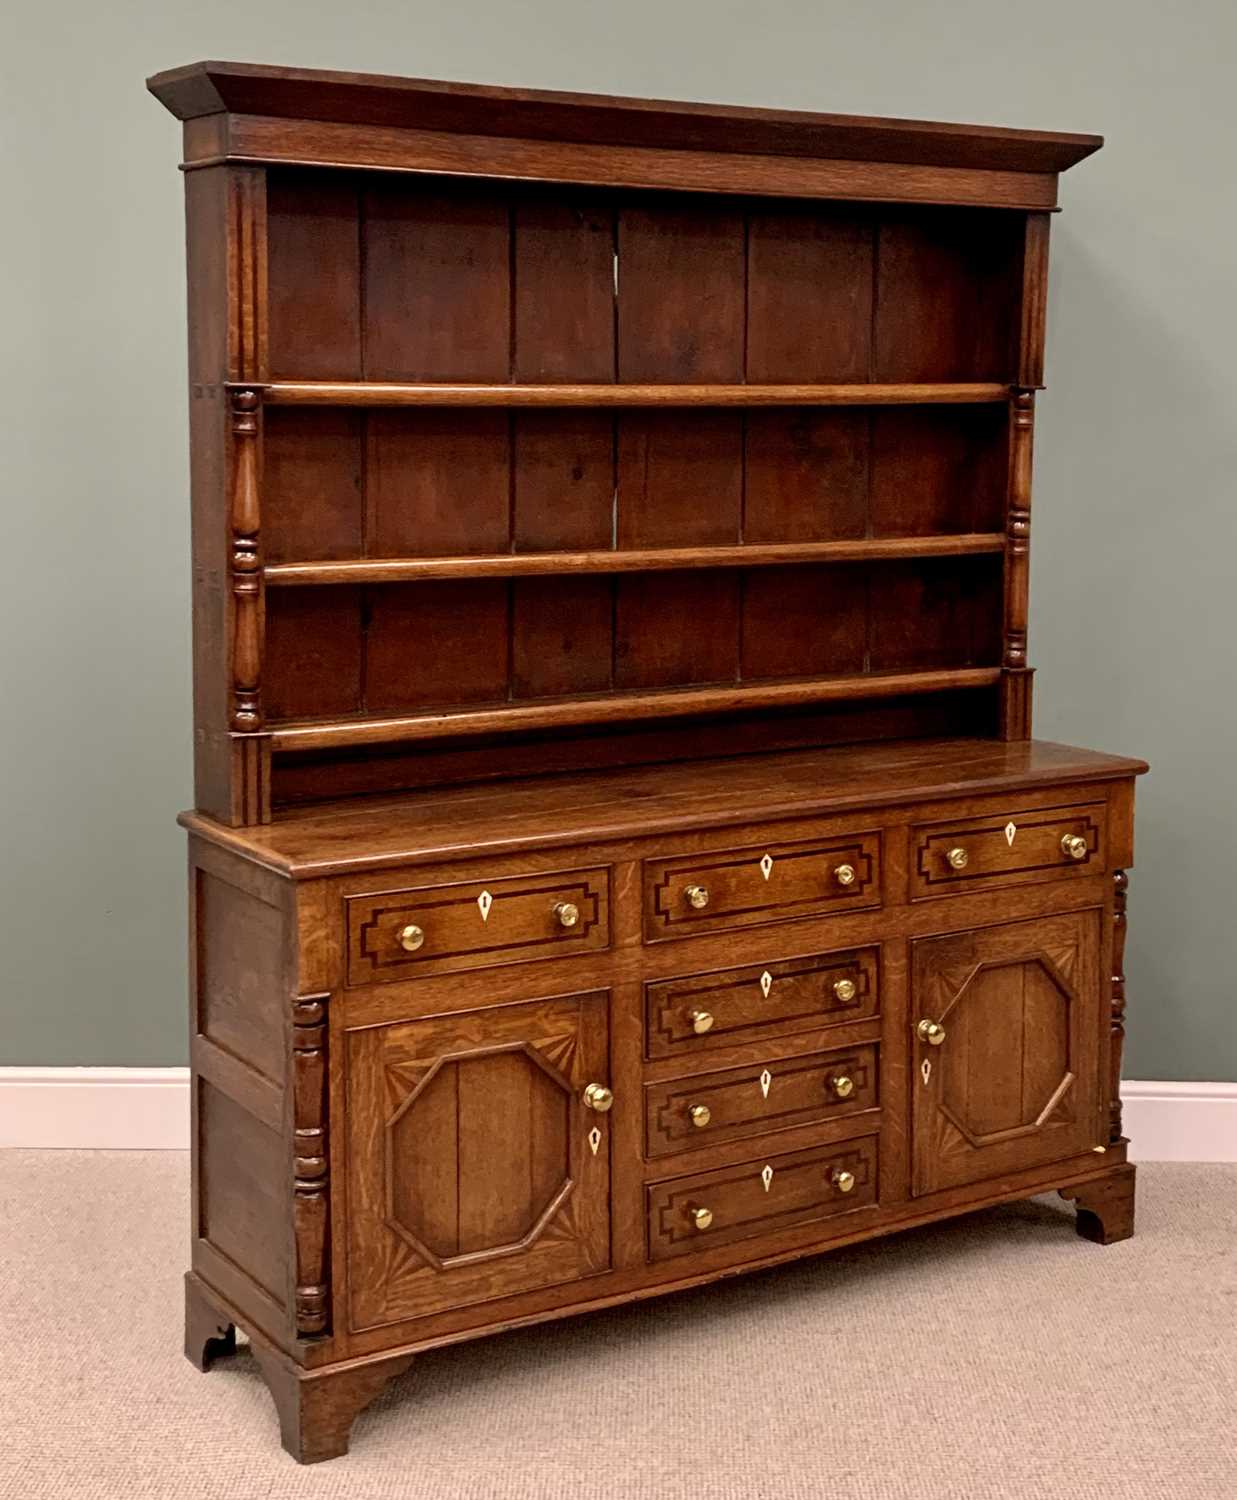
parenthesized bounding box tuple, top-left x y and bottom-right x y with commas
(180, 739, 1143, 1463)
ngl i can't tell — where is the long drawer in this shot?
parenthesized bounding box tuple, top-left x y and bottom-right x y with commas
(643, 830, 880, 941)
(910, 802, 1105, 900)
(645, 946, 878, 1060)
(345, 865, 610, 985)
(644, 1043, 878, 1159)
(646, 1134, 878, 1261)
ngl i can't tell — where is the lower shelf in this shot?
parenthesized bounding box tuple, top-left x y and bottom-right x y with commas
(266, 667, 1003, 752)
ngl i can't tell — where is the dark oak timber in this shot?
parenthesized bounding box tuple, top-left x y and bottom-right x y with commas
(151, 61, 1139, 1465)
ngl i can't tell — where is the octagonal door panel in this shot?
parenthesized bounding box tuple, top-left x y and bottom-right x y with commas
(910, 911, 1102, 1196)
(345, 989, 611, 1331)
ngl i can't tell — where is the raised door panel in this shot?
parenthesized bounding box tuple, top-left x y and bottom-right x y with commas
(346, 990, 611, 1331)
(911, 911, 1102, 1196)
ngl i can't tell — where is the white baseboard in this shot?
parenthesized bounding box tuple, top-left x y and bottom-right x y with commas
(0, 1068, 1234, 1160)
(0, 1068, 190, 1150)
(1120, 1081, 1237, 1164)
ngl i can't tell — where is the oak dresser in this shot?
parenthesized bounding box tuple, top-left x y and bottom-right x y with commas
(148, 61, 1147, 1462)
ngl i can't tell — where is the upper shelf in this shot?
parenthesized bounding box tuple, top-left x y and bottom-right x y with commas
(259, 382, 1013, 408)
(264, 534, 1006, 587)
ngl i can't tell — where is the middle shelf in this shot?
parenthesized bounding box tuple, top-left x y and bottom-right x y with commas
(264, 533, 1007, 587)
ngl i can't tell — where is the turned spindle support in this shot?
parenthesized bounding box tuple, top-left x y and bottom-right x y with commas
(1109, 870, 1129, 1143)
(1000, 388, 1035, 739)
(292, 994, 331, 1338)
(229, 387, 263, 734)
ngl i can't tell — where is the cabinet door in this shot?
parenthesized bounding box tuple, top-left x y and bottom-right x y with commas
(911, 911, 1102, 1196)
(345, 990, 611, 1331)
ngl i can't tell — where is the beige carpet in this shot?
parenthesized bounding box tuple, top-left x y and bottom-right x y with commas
(0, 1153, 1234, 1499)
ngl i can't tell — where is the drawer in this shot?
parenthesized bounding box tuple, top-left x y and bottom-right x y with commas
(643, 831, 880, 942)
(910, 802, 1105, 900)
(644, 1043, 878, 1160)
(345, 866, 609, 985)
(647, 1135, 878, 1261)
(645, 947, 878, 1060)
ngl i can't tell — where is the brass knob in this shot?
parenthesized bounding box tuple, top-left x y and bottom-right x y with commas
(831, 1168, 856, 1194)
(946, 846, 969, 871)
(689, 1009, 715, 1035)
(685, 884, 710, 910)
(688, 1104, 711, 1129)
(830, 1075, 855, 1099)
(398, 923, 425, 952)
(1061, 833, 1088, 861)
(834, 863, 857, 887)
(553, 901, 580, 928)
(582, 1083, 613, 1112)
(690, 1205, 713, 1231)
(833, 977, 857, 1004)
(917, 1019, 946, 1046)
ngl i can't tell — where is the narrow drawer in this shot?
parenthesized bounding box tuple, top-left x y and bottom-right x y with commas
(345, 866, 609, 985)
(645, 947, 878, 1060)
(643, 831, 880, 942)
(644, 1043, 877, 1160)
(910, 802, 1106, 900)
(647, 1135, 878, 1261)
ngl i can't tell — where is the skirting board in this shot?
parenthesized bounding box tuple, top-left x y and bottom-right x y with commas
(0, 1069, 1234, 1160)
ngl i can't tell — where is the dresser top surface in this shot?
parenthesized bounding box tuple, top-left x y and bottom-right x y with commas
(180, 738, 1146, 878)
(146, 60, 1102, 175)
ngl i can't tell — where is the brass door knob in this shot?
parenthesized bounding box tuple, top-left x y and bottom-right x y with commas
(582, 1083, 614, 1112)
(917, 1019, 946, 1046)
(834, 863, 857, 887)
(830, 1075, 855, 1099)
(1061, 834, 1089, 861)
(831, 1168, 856, 1194)
(398, 923, 425, 952)
(688, 1104, 711, 1129)
(685, 884, 710, 910)
(946, 846, 969, 871)
(690, 1205, 713, 1231)
(833, 977, 857, 1004)
(689, 1009, 715, 1035)
(554, 901, 580, 928)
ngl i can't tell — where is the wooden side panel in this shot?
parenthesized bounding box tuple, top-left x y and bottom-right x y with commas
(196, 869, 286, 1083)
(617, 202, 745, 381)
(199, 1082, 289, 1304)
(362, 183, 510, 381)
(746, 207, 873, 381)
